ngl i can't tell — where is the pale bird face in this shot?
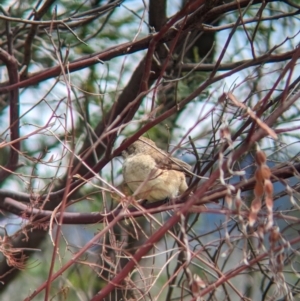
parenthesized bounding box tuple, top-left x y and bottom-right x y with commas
(121, 144, 137, 158)
(121, 138, 155, 158)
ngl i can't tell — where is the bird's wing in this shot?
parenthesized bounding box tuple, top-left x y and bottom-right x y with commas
(154, 153, 192, 176)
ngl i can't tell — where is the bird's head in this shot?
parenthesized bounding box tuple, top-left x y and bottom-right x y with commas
(120, 137, 156, 158)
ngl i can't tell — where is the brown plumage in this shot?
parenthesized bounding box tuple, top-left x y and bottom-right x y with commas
(121, 137, 191, 202)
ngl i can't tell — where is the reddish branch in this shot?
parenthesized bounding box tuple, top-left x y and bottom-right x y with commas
(0, 0, 298, 298)
(2, 159, 300, 224)
(18, 131, 300, 300)
(0, 48, 20, 182)
(90, 72, 300, 300)
(193, 234, 300, 299)
(0, 0, 286, 95)
(21, 0, 56, 78)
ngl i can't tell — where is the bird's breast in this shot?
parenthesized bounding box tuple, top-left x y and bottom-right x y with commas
(123, 154, 157, 182)
(122, 153, 188, 201)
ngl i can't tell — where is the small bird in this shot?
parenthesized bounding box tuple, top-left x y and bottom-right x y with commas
(121, 137, 191, 202)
